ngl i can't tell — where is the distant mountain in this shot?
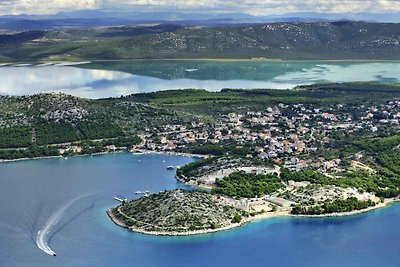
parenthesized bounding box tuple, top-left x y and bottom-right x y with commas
(264, 12, 400, 23)
(1, 21, 399, 61)
(0, 11, 399, 31)
(0, 10, 256, 21)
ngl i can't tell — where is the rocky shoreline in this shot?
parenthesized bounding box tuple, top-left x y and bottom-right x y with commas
(107, 198, 400, 236)
(106, 208, 244, 236)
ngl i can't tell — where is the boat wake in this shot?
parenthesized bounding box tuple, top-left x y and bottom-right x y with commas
(35, 194, 92, 256)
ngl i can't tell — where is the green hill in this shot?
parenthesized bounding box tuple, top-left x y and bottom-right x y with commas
(110, 190, 242, 234)
(1, 21, 400, 61)
(1, 82, 399, 148)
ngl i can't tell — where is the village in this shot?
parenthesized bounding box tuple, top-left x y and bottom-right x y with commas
(44, 97, 400, 215)
(142, 100, 400, 173)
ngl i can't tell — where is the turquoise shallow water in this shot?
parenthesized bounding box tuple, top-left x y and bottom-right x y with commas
(0, 153, 399, 267)
(0, 61, 400, 98)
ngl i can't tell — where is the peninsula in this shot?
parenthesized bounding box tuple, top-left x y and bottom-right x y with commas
(107, 188, 397, 236)
(107, 190, 246, 235)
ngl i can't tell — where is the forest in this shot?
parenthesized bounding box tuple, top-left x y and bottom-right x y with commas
(0, 146, 58, 160)
(212, 172, 284, 198)
(0, 126, 32, 148)
(291, 197, 376, 215)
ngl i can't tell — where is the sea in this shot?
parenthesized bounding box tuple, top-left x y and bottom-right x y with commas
(0, 153, 399, 267)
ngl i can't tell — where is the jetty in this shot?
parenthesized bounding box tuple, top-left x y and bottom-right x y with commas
(113, 196, 128, 202)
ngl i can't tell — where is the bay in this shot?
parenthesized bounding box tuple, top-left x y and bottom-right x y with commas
(0, 153, 399, 267)
(0, 60, 399, 98)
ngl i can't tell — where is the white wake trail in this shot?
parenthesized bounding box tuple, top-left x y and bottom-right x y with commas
(36, 194, 91, 256)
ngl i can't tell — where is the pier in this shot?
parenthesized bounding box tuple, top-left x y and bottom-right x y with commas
(113, 196, 128, 202)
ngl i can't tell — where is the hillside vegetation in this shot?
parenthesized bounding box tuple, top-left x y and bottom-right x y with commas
(111, 190, 241, 233)
(1, 82, 399, 148)
(1, 21, 400, 61)
(0, 92, 190, 148)
(0, 82, 399, 161)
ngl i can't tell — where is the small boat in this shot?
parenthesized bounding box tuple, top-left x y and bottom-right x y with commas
(167, 166, 174, 170)
(135, 191, 142, 194)
(185, 68, 198, 72)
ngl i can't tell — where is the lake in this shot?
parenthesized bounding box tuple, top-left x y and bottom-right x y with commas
(1, 60, 400, 98)
(0, 153, 400, 267)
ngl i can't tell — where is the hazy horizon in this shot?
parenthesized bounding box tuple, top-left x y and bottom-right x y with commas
(1, 0, 400, 23)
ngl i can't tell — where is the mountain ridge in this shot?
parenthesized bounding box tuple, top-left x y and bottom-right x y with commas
(1, 21, 399, 61)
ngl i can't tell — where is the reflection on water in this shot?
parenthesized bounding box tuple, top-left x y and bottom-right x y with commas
(272, 63, 400, 84)
(0, 61, 399, 98)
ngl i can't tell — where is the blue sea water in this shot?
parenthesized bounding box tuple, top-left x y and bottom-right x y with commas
(0, 153, 399, 267)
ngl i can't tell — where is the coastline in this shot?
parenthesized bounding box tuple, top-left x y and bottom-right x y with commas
(0, 150, 121, 164)
(0, 155, 63, 163)
(0, 148, 207, 164)
(3, 58, 400, 65)
(138, 58, 400, 63)
(131, 149, 208, 159)
(107, 198, 400, 237)
(290, 198, 398, 218)
(106, 208, 244, 236)
(0, 147, 207, 164)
